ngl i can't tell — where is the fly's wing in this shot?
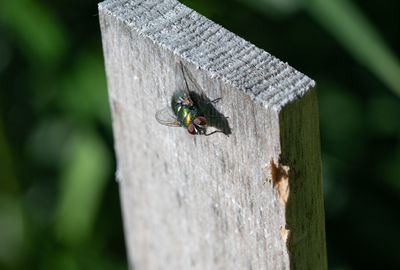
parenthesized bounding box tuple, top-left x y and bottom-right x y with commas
(180, 62, 205, 96)
(155, 107, 181, 127)
(179, 62, 204, 107)
(178, 62, 189, 95)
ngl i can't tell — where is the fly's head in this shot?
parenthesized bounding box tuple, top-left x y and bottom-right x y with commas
(187, 116, 207, 135)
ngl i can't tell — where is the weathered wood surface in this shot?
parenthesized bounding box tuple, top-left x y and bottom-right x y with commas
(99, 0, 327, 269)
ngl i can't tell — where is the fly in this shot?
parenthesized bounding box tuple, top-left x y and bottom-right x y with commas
(155, 62, 222, 136)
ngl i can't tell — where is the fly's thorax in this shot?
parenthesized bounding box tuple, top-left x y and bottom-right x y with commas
(173, 104, 199, 128)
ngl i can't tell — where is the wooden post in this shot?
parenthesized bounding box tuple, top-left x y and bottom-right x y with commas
(99, 0, 327, 269)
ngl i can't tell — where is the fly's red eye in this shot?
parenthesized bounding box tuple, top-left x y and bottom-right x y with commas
(194, 116, 207, 126)
(187, 124, 196, 135)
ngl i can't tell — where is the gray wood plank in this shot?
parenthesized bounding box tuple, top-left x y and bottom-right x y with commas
(99, 0, 327, 269)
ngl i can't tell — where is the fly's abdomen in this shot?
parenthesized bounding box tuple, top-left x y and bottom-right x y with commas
(174, 104, 198, 128)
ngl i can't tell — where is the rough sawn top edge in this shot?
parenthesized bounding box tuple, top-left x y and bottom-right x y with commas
(99, 0, 315, 111)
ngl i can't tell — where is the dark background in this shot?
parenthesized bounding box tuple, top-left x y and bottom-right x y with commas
(1, 0, 399, 269)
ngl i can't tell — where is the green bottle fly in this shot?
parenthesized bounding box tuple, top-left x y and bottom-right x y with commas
(155, 63, 211, 135)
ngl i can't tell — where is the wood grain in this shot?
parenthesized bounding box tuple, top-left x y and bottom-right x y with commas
(99, 0, 327, 269)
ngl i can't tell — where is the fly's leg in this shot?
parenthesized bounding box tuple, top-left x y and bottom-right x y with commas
(210, 97, 222, 103)
(207, 115, 229, 119)
(204, 130, 224, 136)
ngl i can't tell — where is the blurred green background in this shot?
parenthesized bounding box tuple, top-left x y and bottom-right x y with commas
(0, 0, 399, 269)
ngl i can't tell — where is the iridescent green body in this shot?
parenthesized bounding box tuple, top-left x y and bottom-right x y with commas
(171, 90, 200, 128)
